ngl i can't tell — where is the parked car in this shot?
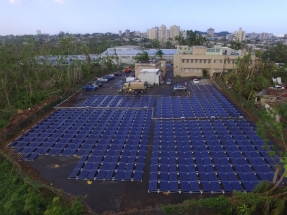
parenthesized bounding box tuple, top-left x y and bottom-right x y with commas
(104, 75, 114, 81)
(113, 71, 122, 76)
(273, 85, 285, 90)
(173, 84, 187, 91)
(166, 79, 172, 85)
(82, 84, 98, 91)
(98, 77, 109, 82)
(190, 76, 201, 81)
(108, 74, 115, 78)
(95, 80, 103, 87)
(193, 79, 199, 84)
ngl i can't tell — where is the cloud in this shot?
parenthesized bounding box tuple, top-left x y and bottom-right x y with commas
(54, 0, 64, 3)
(9, 0, 22, 4)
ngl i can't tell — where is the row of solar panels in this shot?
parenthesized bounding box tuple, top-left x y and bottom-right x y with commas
(149, 120, 275, 193)
(82, 95, 155, 108)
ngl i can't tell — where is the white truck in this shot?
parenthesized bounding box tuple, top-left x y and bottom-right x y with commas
(125, 76, 139, 83)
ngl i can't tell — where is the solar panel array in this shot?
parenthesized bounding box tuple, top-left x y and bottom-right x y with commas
(82, 95, 155, 108)
(8, 108, 152, 181)
(148, 120, 275, 193)
(156, 85, 242, 118)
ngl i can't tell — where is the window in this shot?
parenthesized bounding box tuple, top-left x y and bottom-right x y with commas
(214, 60, 216, 63)
(232, 60, 235, 64)
(228, 60, 230, 64)
(191, 59, 193, 63)
(224, 60, 226, 64)
(220, 60, 222, 63)
(204, 60, 206, 63)
(195, 59, 197, 63)
(182, 59, 185, 63)
(200, 60, 202, 63)
(208, 60, 211, 63)
(186, 59, 189, 63)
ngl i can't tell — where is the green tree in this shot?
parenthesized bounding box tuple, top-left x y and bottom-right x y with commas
(185, 30, 208, 46)
(230, 39, 246, 50)
(133, 51, 150, 62)
(263, 43, 287, 64)
(155, 49, 164, 59)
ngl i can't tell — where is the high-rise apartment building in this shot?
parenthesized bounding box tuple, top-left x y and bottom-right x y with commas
(207, 28, 214, 37)
(36, 30, 41, 35)
(226, 34, 233, 41)
(125, 29, 130, 37)
(233, 28, 246, 42)
(159, 25, 167, 42)
(284, 34, 287, 38)
(170, 25, 180, 40)
(119, 30, 122, 37)
(140, 32, 147, 38)
(260, 32, 269, 40)
(249, 32, 257, 39)
(147, 27, 159, 40)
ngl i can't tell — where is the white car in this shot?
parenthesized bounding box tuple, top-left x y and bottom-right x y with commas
(274, 85, 285, 90)
(97, 77, 109, 82)
(193, 79, 199, 84)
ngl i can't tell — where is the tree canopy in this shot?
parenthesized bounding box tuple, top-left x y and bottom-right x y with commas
(133, 51, 150, 62)
(262, 43, 287, 64)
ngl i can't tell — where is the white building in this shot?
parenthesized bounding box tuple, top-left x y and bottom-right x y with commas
(138, 69, 161, 85)
(140, 32, 147, 38)
(249, 32, 257, 39)
(36, 30, 41, 35)
(207, 28, 214, 37)
(133, 31, 140, 37)
(233, 28, 246, 42)
(125, 29, 130, 37)
(118, 30, 122, 37)
(226, 34, 233, 41)
(260, 32, 269, 40)
(181, 30, 187, 39)
(147, 27, 159, 40)
(101, 45, 176, 64)
(159, 25, 167, 42)
(170, 25, 180, 40)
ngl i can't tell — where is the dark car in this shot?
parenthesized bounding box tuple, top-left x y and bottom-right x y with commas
(82, 84, 98, 91)
(95, 81, 103, 87)
(104, 75, 114, 81)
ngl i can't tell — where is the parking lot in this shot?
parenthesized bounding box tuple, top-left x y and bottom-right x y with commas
(8, 70, 272, 214)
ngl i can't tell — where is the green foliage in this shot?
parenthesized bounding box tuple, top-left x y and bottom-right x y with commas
(155, 49, 164, 59)
(185, 30, 208, 46)
(134, 51, 150, 62)
(230, 40, 246, 50)
(262, 43, 287, 64)
(0, 155, 85, 215)
(203, 69, 209, 77)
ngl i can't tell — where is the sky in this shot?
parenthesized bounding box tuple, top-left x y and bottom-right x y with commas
(0, 0, 287, 35)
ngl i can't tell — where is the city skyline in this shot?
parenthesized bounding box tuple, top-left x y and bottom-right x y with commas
(1, 0, 287, 35)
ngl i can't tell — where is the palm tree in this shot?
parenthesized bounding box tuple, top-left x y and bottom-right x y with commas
(133, 51, 149, 62)
(155, 49, 164, 59)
